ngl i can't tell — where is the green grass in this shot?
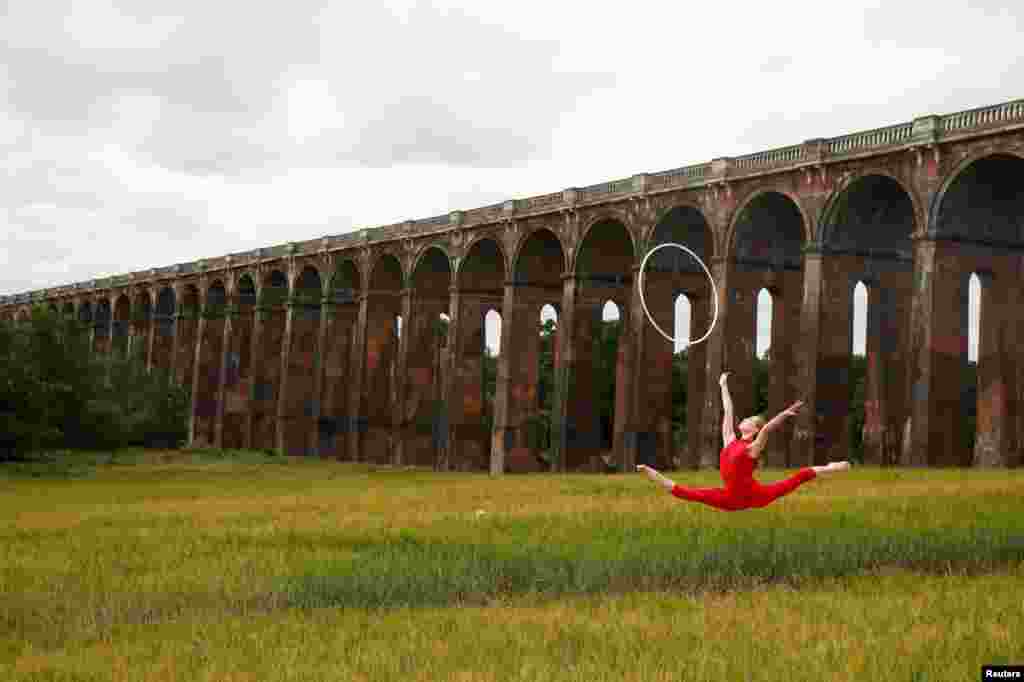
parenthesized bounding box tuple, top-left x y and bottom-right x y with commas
(1, 450, 1022, 681)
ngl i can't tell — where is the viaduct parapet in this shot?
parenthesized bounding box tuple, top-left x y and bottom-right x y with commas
(4, 98, 1024, 471)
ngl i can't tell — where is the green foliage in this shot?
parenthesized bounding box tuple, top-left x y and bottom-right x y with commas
(0, 305, 188, 460)
(848, 354, 868, 464)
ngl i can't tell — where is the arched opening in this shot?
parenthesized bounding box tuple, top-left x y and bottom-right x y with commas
(598, 300, 622, 459)
(509, 229, 564, 472)
(482, 309, 502, 452)
(536, 304, 559, 458)
(573, 218, 632, 471)
(752, 288, 773, 421)
(848, 281, 869, 464)
(821, 175, 915, 466)
(932, 153, 1024, 467)
(221, 274, 256, 450)
(406, 247, 453, 468)
(731, 192, 805, 467)
(965, 272, 981, 459)
(672, 294, 692, 464)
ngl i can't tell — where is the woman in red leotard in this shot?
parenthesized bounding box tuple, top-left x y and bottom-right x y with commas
(637, 372, 850, 511)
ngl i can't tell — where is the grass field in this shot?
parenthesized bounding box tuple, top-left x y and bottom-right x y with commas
(2, 449, 1022, 681)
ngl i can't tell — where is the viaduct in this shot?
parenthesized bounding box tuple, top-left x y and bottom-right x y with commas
(3, 98, 1024, 472)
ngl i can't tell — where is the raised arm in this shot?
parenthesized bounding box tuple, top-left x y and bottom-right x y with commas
(748, 400, 804, 459)
(720, 372, 735, 447)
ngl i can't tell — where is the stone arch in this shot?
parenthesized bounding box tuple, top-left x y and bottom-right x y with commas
(820, 172, 918, 255)
(293, 266, 323, 306)
(574, 215, 636, 277)
(457, 236, 506, 291)
(291, 261, 324, 291)
(62, 301, 75, 319)
(642, 200, 710, 249)
(823, 168, 924, 242)
(930, 150, 1024, 242)
(727, 190, 808, 263)
(236, 273, 257, 305)
(156, 287, 175, 317)
(412, 243, 452, 280)
(458, 234, 509, 286)
(512, 226, 568, 280)
(207, 279, 228, 308)
(410, 245, 453, 292)
(369, 251, 405, 291)
(330, 258, 362, 304)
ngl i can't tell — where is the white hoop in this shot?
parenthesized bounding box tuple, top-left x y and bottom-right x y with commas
(638, 242, 719, 349)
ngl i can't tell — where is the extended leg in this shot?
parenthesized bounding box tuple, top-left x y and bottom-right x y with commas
(670, 483, 746, 511)
(747, 468, 816, 508)
(638, 464, 745, 511)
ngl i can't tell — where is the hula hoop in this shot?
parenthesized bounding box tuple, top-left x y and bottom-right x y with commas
(638, 242, 719, 348)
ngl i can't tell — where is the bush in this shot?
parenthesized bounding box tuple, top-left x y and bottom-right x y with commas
(0, 306, 189, 459)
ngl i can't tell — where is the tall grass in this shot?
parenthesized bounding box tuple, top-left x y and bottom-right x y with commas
(1, 452, 1022, 680)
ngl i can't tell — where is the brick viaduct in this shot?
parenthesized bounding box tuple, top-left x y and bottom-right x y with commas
(4, 99, 1024, 472)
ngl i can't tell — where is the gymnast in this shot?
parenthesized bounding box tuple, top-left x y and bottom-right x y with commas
(637, 372, 850, 510)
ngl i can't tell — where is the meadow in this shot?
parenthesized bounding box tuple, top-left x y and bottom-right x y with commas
(2, 449, 1022, 681)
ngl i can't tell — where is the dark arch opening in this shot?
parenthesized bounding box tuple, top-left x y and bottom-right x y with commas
(935, 154, 1024, 244)
(733, 192, 804, 270)
(823, 175, 914, 258)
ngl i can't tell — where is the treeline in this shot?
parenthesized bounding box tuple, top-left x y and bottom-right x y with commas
(481, 319, 979, 464)
(0, 307, 189, 460)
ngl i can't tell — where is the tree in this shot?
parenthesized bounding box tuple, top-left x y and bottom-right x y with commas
(0, 304, 189, 459)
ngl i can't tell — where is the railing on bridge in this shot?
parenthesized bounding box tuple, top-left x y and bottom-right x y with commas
(828, 122, 914, 155)
(941, 99, 1024, 134)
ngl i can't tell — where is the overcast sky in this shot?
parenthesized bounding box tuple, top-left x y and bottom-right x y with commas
(4, 0, 1013, 360)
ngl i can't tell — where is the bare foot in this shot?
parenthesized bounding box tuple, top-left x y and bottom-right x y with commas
(812, 461, 851, 476)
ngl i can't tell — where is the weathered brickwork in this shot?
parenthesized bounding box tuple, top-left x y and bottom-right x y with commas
(4, 99, 1024, 471)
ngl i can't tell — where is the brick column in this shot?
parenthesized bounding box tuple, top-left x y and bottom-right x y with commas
(308, 296, 331, 458)
(277, 294, 322, 457)
(274, 299, 296, 456)
(320, 297, 357, 459)
(684, 294, 711, 469)
(862, 281, 886, 466)
(187, 309, 208, 447)
(491, 283, 545, 474)
(904, 238, 964, 466)
(359, 294, 400, 464)
(723, 279, 757, 431)
(791, 248, 825, 467)
(438, 286, 461, 470)
(146, 309, 158, 374)
(250, 291, 287, 452)
(700, 257, 731, 468)
(402, 292, 451, 469)
(224, 295, 256, 450)
(213, 308, 233, 449)
(623, 272, 674, 470)
(345, 291, 370, 462)
(550, 274, 578, 473)
(390, 288, 412, 466)
(974, 271, 1015, 466)
(763, 274, 799, 468)
(815, 257, 854, 466)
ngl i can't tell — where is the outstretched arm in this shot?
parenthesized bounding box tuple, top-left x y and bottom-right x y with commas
(720, 373, 735, 447)
(748, 401, 804, 459)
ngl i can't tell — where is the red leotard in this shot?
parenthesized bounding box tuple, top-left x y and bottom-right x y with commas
(670, 438, 816, 511)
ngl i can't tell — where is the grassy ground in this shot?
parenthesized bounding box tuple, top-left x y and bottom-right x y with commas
(2, 449, 1022, 681)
